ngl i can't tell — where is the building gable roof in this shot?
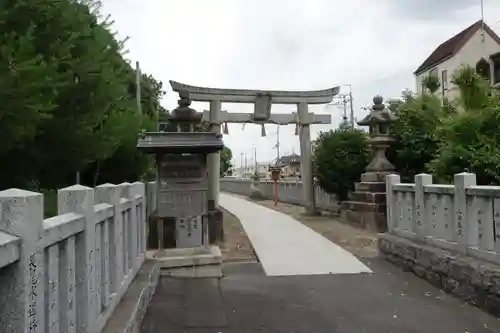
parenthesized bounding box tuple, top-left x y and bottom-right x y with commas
(277, 153, 301, 166)
(414, 20, 500, 75)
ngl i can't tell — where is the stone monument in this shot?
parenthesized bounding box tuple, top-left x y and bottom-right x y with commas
(137, 89, 224, 268)
(340, 96, 398, 231)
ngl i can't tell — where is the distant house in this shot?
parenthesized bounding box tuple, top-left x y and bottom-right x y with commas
(414, 20, 500, 100)
(277, 153, 301, 177)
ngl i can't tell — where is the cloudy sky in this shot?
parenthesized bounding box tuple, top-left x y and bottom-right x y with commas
(101, 0, 500, 168)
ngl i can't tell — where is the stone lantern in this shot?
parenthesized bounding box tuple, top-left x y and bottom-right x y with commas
(357, 95, 398, 183)
(340, 95, 398, 232)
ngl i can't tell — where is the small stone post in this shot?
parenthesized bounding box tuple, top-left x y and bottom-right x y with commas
(0, 189, 45, 333)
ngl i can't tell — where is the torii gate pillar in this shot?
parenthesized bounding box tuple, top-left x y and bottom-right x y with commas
(298, 102, 317, 215)
(208, 100, 222, 209)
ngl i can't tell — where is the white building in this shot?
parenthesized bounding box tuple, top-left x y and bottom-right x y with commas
(233, 163, 272, 178)
(414, 20, 500, 100)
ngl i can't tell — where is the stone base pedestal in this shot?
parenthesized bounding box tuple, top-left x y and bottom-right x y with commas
(340, 179, 387, 232)
(153, 245, 222, 278)
(361, 171, 392, 183)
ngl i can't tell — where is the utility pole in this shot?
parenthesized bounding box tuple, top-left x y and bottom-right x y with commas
(240, 152, 243, 176)
(244, 152, 248, 173)
(254, 147, 257, 173)
(348, 84, 355, 128)
(136, 61, 142, 114)
(327, 86, 355, 128)
(275, 125, 280, 163)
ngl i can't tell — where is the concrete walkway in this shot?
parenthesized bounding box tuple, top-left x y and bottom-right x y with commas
(219, 193, 371, 276)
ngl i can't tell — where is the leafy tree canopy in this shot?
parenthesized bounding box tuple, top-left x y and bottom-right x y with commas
(0, 0, 163, 189)
(313, 128, 369, 201)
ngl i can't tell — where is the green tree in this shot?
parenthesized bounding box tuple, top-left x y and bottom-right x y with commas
(427, 66, 500, 184)
(0, 0, 164, 189)
(422, 75, 441, 94)
(313, 128, 369, 201)
(387, 94, 442, 180)
(220, 146, 233, 176)
(451, 65, 491, 111)
(428, 105, 500, 184)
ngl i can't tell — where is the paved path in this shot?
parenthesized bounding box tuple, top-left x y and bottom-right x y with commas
(142, 261, 500, 332)
(219, 193, 371, 276)
(142, 195, 500, 332)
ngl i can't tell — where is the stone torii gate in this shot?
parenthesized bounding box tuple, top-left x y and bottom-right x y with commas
(169, 80, 340, 215)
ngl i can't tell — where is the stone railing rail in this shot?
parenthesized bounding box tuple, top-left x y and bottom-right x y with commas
(386, 172, 500, 265)
(0, 182, 148, 333)
(220, 178, 338, 213)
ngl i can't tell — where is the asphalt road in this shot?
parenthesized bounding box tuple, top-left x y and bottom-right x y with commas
(141, 258, 500, 333)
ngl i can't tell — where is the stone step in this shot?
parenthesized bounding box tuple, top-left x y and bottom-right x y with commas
(354, 182, 386, 193)
(340, 201, 386, 213)
(340, 207, 387, 232)
(153, 245, 222, 269)
(348, 191, 386, 204)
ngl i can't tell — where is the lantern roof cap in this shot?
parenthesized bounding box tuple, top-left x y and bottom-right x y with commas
(357, 95, 398, 126)
(169, 89, 203, 124)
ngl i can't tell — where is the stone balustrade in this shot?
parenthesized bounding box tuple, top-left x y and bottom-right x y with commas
(385, 173, 500, 264)
(380, 173, 500, 316)
(0, 182, 148, 333)
(220, 178, 339, 213)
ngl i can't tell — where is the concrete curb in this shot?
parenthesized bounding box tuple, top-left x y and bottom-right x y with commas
(102, 260, 160, 333)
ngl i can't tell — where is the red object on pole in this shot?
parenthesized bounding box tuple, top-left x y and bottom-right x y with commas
(273, 180, 278, 206)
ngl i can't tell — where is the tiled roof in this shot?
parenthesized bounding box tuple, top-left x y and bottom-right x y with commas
(277, 154, 301, 165)
(414, 20, 500, 75)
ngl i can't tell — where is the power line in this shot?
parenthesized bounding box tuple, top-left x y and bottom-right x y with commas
(326, 91, 355, 128)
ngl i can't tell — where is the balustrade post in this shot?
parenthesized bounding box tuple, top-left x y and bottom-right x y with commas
(119, 183, 132, 275)
(0, 189, 45, 333)
(415, 174, 432, 240)
(94, 184, 122, 301)
(385, 174, 401, 232)
(454, 173, 476, 254)
(132, 182, 146, 261)
(58, 185, 96, 333)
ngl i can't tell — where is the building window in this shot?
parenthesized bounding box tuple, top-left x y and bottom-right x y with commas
(476, 58, 491, 82)
(429, 68, 438, 77)
(494, 63, 500, 84)
(441, 70, 448, 96)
